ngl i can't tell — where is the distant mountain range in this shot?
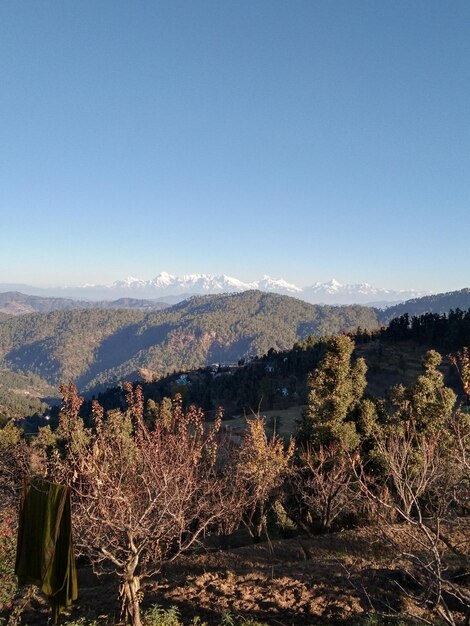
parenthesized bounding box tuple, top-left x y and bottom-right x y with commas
(0, 291, 168, 316)
(0, 273, 430, 305)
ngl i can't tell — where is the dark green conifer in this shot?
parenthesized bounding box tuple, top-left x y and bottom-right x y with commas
(299, 335, 367, 451)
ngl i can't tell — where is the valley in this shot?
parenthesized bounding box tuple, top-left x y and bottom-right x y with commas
(0, 287, 469, 421)
(0, 291, 379, 397)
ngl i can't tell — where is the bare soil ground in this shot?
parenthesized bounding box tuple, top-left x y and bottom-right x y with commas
(19, 521, 469, 626)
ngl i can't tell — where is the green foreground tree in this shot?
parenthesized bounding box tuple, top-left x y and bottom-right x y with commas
(389, 350, 456, 434)
(298, 335, 367, 451)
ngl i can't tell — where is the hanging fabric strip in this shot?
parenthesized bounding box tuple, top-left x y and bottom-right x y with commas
(15, 477, 78, 622)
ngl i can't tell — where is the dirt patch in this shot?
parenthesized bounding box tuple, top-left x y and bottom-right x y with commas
(14, 523, 470, 626)
(153, 523, 468, 625)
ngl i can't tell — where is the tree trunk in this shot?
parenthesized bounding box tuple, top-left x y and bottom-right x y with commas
(252, 503, 265, 543)
(120, 569, 142, 626)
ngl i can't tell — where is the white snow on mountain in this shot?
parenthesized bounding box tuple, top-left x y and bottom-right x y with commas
(258, 275, 303, 294)
(71, 273, 429, 305)
(306, 278, 344, 294)
(0, 274, 431, 305)
(150, 273, 257, 294)
(103, 273, 302, 297)
(303, 279, 427, 304)
(112, 276, 149, 289)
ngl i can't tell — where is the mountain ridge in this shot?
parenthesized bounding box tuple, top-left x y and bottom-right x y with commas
(0, 291, 169, 316)
(0, 291, 379, 394)
(0, 273, 430, 305)
(1, 287, 469, 418)
(381, 288, 470, 321)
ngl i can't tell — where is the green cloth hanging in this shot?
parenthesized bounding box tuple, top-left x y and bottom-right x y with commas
(15, 478, 78, 622)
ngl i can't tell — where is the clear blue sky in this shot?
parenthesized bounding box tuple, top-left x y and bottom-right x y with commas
(1, 1, 469, 291)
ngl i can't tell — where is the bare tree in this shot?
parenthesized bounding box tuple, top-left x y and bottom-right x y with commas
(51, 384, 245, 626)
(450, 347, 470, 480)
(354, 422, 470, 626)
(295, 443, 360, 532)
(450, 347, 470, 403)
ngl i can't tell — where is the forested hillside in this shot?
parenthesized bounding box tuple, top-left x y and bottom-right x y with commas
(0, 291, 379, 393)
(0, 369, 54, 423)
(0, 308, 146, 386)
(380, 307, 470, 351)
(381, 287, 470, 321)
(95, 307, 470, 420)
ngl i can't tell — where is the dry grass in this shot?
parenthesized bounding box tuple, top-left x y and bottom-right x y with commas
(226, 406, 304, 439)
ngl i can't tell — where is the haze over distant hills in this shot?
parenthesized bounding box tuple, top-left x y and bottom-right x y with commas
(0, 291, 168, 316)
(0, 272, 430, 305)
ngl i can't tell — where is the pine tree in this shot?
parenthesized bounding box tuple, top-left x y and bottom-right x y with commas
(299, 335, 367, 451)
(390, 350, 456, 434)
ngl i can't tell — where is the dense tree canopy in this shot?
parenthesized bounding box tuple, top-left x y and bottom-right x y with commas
(0, 291, 379, 394)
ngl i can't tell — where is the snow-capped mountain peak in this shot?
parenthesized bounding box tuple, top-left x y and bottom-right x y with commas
(324, 278, 343, 291)
(111, 276, 147, 288)
(258, 275, 303, 293)
(46, 272, 431, 305)
(152, 272, 176, 286)
(306, 278, 343, 293)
